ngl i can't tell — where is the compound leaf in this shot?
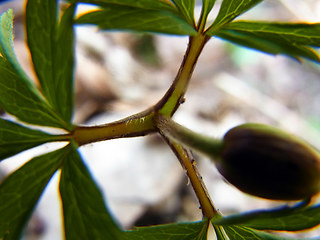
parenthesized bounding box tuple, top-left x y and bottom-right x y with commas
(0, 10, 71, 129)
(214, 202, 320, 232)
(172, 0, 195, 27)
(0, 118, 62, 161)
(206, 0, 263, 35)
(26, 1, 76, 126)
(125, 220, 209, 240)
(59, 142, 123, 239)
(75, 4, 197, 36)
(0, 146, 66, 240)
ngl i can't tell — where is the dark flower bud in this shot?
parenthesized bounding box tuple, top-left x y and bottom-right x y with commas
(218, 123, 320, 200)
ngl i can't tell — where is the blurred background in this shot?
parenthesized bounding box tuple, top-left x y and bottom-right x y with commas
(0, 0, 320, 239)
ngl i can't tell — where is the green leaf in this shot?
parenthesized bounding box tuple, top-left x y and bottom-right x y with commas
(172, 0, 195, 27)
(26, 1, 76, 125)
(0, 9, 31, 82)
(223, 21, 320, 47)
(206, 0, 263, 35)
(0, 118, 62, 161)
(222, 225, 293, 240)
(214, 202, 320, 232)
(0, 146, 66, 240)
(214, 28, 320, 62)
(71, 0, 176, 12)
(200, 0, 216, 23)
(0, 9, 72, 129)
(59, 142, 124, 239)
(75, 4, 197, 36)
(125, 220, 209, 240)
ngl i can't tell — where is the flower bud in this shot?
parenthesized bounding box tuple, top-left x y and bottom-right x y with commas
(217, 123, 320, 200)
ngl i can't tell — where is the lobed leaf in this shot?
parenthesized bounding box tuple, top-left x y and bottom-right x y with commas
(214, 201, 320, 232)
(0, 9, 72, 129)
(26, 1, 76, 126)
(59, 142, 123, 239)
(72, 0, 177, 12)
(172, 0, 196, 27)
(0, 118, 62, 161)
(75, 4, 197, 36)
(125, 220, 209, 240)
(0, 146, 66, 240)
(206, 0, 263, 35)
(214, 28, 320, 62)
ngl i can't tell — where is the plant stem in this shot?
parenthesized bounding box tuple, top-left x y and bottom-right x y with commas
(72, 110, 156, 146)
(162, 135, 218, 219)
(155, 114, 224, 160)
(71, 34, 210, 146)
(156, 34, 210, 116)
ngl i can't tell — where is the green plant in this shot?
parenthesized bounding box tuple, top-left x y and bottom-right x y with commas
(0, 0, 320, 239)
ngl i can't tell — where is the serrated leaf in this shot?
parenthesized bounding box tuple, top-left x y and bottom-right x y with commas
(206, 0, 263, 35)
(75, 4, 197, 36)
(0, 118, 62, 161)
(172, 0, 195, 27)
(214, 28, 320, 62)
(125, 220, 209, 240)
(0, 146, 66, 240)
(214, 202, 320, 232)
(71, 0, 176, 12)
(59, 142, 123, 239)
(26, 1, 76, 125)
(0, 9, 72, 129)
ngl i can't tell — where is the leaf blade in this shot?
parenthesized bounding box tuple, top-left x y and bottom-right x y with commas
(222, 21, 320, 47)
(26, 1, 76, 125)
(214, 202, 320, 231)
(0, 9, 72, 129)
(172, 0, 196, 27)
(214, 28, 320, 62)
(206, 0, 263, 35)
(75, 5, 197, 36)
(0, 146, 66, 240)
(72, 0, 177, 12)
(223, 225, 292, 240)
(0, 118, 60, 161)
(125, 220, 209, 240)
(59, 142, 124, 239)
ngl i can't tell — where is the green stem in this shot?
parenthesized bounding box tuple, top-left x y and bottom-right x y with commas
(70, 34, 210, 146)
(156, 34, 210, 116)
(156, 114, 224, 159)
(72, 111, 156, 146)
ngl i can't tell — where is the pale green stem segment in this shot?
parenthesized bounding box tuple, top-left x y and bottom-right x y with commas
(156, 114, 224, 160)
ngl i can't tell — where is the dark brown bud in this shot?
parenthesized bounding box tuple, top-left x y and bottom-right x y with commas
(217, 123, 320, 200)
